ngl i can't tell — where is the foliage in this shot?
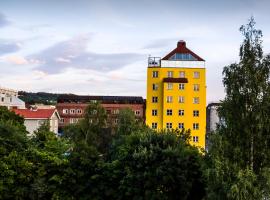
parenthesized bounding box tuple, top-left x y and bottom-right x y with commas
(206, 17, 270, 200)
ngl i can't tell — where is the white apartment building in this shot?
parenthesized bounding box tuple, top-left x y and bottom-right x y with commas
(0, 87, 25, 109)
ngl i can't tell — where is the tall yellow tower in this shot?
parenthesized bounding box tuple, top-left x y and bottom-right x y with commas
(146, 41, 206, 149)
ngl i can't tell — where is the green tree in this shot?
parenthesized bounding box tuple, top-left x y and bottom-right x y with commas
(206, 17, 270, 199)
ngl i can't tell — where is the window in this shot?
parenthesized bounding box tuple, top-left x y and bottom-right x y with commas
(152, 122, 157, 129)
(193, 71, 200, 78)
(1, 97, 4, 102)
(70, 109, 76, 114)
(70, 118, 78, 124)
(178, 96, 185, 103)
(193, 136, 199, 143)
(178, 109, 184, 116)
(152, 71, 158, 78)
(10, 97, 12, 102)
(63, 109, 69, 114)
(152, 96, 158, 103)
(60, 118, 65, 123)
(135, 110, 140, 116)
(167, 71, 173, 78)
(106, 109, 111, 114)
(152, 109, 158, 116)
(166, 96, 173, 103)
(178, 123, 184, 129)
(77, 109, 82, 114)
(167, 83, 173, 90)
(193, 110, 199, 117)
(112, 109, 119, 114)
(179, 71, 185, 78)
(166, 123, 172, 129)
(193, 123, 199, 130)
(166, 109, 173, 116)
(114, 119, 119, 124)
(193, 84, 200, 91)
(179, 83, 185, 90)
(193, 97, 199, 104)
(152, 84, 158, 91)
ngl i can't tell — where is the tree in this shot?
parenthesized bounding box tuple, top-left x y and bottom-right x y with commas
(206, 17, 270, 199)
(105, 130, 206, 200)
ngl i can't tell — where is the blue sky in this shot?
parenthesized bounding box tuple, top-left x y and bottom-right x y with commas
(0, 0, 270, 102)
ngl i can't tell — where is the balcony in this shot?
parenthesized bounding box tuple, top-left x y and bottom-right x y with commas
(148, 57, 161, 67)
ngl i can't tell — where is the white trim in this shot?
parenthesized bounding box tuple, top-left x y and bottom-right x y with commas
(161, 60, 205, 68)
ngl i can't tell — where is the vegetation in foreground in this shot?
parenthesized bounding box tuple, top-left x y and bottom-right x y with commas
(1, 18, 270, 200)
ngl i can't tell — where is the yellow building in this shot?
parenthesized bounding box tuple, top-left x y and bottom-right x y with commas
(146, 40, 206, 149)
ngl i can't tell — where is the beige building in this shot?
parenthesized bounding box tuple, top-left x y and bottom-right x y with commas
(0, 87, 25, 109)
(14, 108, 60, 135)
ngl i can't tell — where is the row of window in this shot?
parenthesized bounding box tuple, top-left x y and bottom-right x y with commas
(152, 109, 199, 117)
(152, 96, 200, 104)
(152, 83, 200, 91)
(0, 97, 12, 102)
(151, 122, 200, 131)
(63, 109, 141, 116)
(152, 71, 200, 79)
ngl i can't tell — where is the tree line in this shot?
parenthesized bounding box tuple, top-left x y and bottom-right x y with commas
(1, 18, 270, 199)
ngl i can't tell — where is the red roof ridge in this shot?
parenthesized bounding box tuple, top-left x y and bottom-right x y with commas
(13, 108, 57, 119)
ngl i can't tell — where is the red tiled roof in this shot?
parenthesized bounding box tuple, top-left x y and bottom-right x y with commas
(162, 41, 205, 61)
(13, 109, 56, 119)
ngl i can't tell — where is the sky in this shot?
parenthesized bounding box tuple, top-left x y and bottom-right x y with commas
(0, 0, 270, 103)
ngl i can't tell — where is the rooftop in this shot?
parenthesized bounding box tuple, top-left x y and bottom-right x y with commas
(13, 108, 57, 119)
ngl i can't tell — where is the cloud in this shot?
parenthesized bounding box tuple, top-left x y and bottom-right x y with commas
(5, 55, 28, 65)
(0, 13, 9, 27)
(0, 41, 21, 55)
(28, 34, 145, 73)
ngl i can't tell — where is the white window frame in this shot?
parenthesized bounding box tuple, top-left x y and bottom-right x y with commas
(63, 109, 69, 114)
(166, 96, 173, 103)
(193, 71, 200, 79)
(166, 109, 173, 116)
(178, 109, 184, 116)
(193, 84, 200, 91)
(178, 123, 184, 129)
(152, 109, 158, 116)
(179, 83, 185, 90)
(166, 122, 172, 129)
(178, 96, 185, 103)
(179, 71, 185, 78)
(167, 71, 173, 78)
(193, 110, 199, 117)
(167, 83, 173, 90)
(152, 83, 158, 91)
(193, 97, 199, 104)
(193, 136, 199, 143)
(152, 96, 158, 103)
(152, 122, 157, 129)
(152, 71, 158, 78)
(193, 123, 199, 130)
(135, 110, 140, 116)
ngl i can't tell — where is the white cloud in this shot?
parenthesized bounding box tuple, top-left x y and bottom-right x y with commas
(5, 55, 28, 65)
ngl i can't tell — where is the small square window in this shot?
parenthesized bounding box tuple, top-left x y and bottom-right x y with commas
(152, 84, 158, 91)
(193, 84, 200, 91)
(152, 109, 158, 116)
(166, 122, 172, 129)
(167, 83, 173, 90)
(70, 109, 76, 114)
(60, 118, 65, 123)
(135, 110, 140, 115)
(193, 136, 199, 143)
(114, 119, 119, 124)
(77, 109, 82, 114)
(178, 123, 184, 129)
(152, 71, 158, 78)
(63, 109, 69, 114)
(179, 71, 185, 78)
(193, 110, 199, 117)
(193, 71, 200, 79)
(193, 123, 199, 130)
(166, 109, 173, 116)
(193, 97, 199, 104)
(152, 96, 158, 103)
(113, 109, 119, 114)
(152, 122, 157, 129)
(179, 96, 185, 103)
(179, 83, 185, 90)
(167, 96, 173, 103)
(178, 110, 184, 116)
(167, 71, 173, 78)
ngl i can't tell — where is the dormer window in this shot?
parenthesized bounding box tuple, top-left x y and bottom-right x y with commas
(169, 53, 197, 61)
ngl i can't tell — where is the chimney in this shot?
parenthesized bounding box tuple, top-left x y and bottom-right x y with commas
(177, 40, 186, 48)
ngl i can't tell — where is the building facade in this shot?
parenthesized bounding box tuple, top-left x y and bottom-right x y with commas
(13, 108, 60, 135)
(146, 41, 206, 148)
(56, 95, 145, 131)
(206, 102, 222, 133)
(0, 87, 25, 109)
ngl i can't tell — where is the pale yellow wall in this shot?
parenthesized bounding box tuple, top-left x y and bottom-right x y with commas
(146, 66, 206, 149)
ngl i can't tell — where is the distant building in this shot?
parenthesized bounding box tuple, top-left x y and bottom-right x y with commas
(206, 102, 222, 133)
(146, 41, 206, 149)
(56, 95, 145, 132)
(0, 87, 25, 109)
(13, 108, 60, 135)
